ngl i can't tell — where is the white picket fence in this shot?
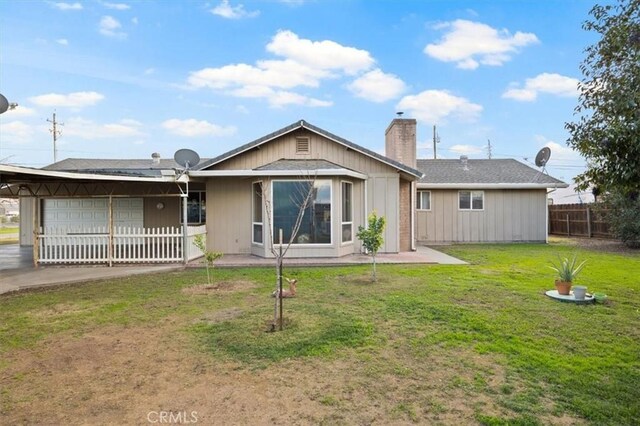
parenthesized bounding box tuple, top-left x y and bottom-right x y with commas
(38, 225, 207, 265)
(186, 225, 207, 261)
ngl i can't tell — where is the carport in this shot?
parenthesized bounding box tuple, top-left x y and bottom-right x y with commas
(0, 164, 205, 267)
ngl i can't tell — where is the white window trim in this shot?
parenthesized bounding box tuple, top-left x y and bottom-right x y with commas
(417, 190, 431, 211)
(252, 181, 263, 246)
(341, 180, 353, 245)
(458, 190, 485, 211)
(271, 179, 333, 246)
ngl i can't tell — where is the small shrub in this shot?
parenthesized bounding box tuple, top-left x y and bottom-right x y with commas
(193, 234, 223, 285)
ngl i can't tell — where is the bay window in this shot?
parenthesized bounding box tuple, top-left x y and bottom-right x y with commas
(272, 180, 332, 244)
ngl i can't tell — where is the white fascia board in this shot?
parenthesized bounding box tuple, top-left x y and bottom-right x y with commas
(0, 164, 176, 183)
(417, 182, 570, 189)
(190, 169, 368, 180)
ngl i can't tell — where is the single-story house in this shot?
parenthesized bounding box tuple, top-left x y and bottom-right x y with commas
(0, 118, 567, 265)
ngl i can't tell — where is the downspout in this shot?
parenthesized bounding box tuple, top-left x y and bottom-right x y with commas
(363, 178, 368, 254)
(411, 180, 416, 251)
(546, 185, 558, 244)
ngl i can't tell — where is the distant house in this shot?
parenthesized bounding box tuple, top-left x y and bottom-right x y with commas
(0, 118, 567, 265)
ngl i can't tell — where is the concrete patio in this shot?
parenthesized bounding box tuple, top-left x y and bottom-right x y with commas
(0, 244, 465, 295)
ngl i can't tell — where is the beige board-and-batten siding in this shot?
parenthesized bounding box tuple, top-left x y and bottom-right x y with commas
(416, 189, 547, 243)
(211, 129, 397, 175)
(206, 176, 369, 257)
(206, 129, 403, 255)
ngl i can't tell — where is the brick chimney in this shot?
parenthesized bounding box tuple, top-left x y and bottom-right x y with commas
(385, 117, 417, 168)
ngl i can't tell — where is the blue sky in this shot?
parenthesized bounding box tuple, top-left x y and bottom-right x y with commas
(0, 0, 598, 182)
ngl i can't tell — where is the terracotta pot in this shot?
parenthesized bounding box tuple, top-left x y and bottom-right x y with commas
(555, 280, 572, 295)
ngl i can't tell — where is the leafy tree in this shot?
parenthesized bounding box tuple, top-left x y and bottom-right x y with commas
(356, 212, 386, 281)
(603, 192, 640, 247)
(566, 0, 640, 195)
(193, 234, 223, 285)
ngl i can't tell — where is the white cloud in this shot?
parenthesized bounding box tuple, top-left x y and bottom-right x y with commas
(210, 0, 259, 19)
(64, 117, 144, 139)
(131, 17, 138, 25)
(56, 38, 69, 46)
(50, 2, 83, 11)
(503, 73, 579, 101)
(424, 20, 538, 69)
(188, 61, 328, 91)
(228, 85, 332, 108)
(29, 91, 104, 108)
(4, 105, 37, 117)
(449, 144, 484, 155)
(99, 15, 126, 39)
(162, 119, 237, 137)
(267, 30, 374, 75)
(187, 30, 378, 108)
(235, 105, 249, 114)
(1, 121, 34, 143)
(102, 2, 130, 10)
(396, 90, 482, 124)
(347, 69, 406, 103)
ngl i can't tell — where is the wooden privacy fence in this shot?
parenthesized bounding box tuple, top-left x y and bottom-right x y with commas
(548, 203, 612, 238)
(37, 225, 206, 265)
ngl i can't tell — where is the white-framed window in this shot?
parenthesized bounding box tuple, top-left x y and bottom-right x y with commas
(416, 190, 431, 210)
(341, 181, 353, 243)
(459, 190, 484, 210)
(272, 179, 332, 245)
(252, 182, 263, 245)
(181, 191, 206, 224)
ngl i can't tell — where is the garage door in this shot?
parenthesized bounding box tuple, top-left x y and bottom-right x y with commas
(43, 198, 143, 231)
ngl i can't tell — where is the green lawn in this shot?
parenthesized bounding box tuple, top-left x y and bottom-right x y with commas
(0, 226, 18, 234)
(1, 242, 639, 425)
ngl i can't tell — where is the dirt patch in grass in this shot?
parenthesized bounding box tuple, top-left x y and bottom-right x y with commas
(550, 236, 640, 256)
(181, 280, 256, 295)
(0, 322, 583, 425)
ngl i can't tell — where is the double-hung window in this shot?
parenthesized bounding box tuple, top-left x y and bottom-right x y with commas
(341, 181, 353, 243)
(459, 191, 484, 210)
(416, 190, 431, 210)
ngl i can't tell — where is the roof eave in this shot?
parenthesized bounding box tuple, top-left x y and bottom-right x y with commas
(189, 169, 368, 180)
(0, 164, 177, 183)
(417, 182, 569, 189)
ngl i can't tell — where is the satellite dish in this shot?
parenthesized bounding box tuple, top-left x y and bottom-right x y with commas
(535, 147, 551, 167)
(0, 94, 9, 115)
(174, 149, 200, 169)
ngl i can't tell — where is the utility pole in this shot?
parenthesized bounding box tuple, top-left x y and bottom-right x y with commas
(487, 139, 493, 159)
(47, 112, 63, 163)
(432, 125, 440, 159)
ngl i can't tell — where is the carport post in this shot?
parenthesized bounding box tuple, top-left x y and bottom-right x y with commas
(32, 196, 39, 268)
(108, 195, 113, 267)
(182, 193, 188, 264)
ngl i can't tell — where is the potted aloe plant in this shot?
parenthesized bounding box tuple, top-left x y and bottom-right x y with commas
(549, 255, 587, 296)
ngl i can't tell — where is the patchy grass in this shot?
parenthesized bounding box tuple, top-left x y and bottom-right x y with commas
(1, 243, 639, 424)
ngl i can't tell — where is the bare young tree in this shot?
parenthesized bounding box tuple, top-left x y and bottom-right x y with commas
(260, 174, 317, 331)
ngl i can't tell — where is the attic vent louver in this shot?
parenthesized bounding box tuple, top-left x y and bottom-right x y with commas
(296, 137, 310, 154)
